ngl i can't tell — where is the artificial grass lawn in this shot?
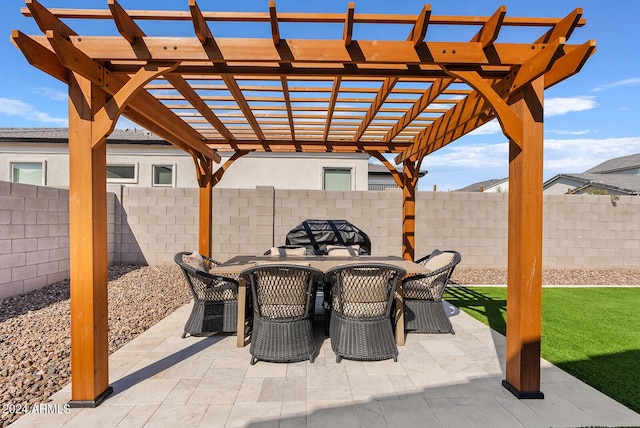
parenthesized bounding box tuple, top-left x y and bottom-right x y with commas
(443, 286, 640, 414)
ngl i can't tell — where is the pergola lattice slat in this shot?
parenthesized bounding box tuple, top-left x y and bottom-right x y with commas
(12, 0, 595, 406)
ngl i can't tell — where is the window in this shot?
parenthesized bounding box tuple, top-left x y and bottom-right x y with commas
(12, 162, 45, 185)
(152, 164, 174, 187)
(323, 168, 352, 190)
(106, 164, 137, 183)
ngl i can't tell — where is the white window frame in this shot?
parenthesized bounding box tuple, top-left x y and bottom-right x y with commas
(322, 167, 353, 191)
(11, 161, 46, 186)
(106, 163, 138, 184)
(152, 164, 176, 187)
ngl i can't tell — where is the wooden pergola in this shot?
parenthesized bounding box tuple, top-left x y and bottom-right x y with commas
(12, 0, 594, 406)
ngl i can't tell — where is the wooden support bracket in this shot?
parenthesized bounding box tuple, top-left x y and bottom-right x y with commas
(92, 63, 180, 148)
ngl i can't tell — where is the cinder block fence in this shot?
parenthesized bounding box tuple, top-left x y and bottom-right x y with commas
(2, 180, 639, 298)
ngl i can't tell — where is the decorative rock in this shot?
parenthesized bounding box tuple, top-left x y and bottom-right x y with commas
(0, 264, 190, 426)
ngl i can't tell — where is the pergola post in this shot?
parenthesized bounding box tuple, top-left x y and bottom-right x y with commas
(198, 161, 213, 258)
(397, 159, 419, 346)
(503, 77, 545, 399)
(67, 72, 112, 407)
(401, 159, 419, 261)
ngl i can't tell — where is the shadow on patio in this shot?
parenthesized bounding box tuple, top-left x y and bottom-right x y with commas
(11, 301, 640, 427)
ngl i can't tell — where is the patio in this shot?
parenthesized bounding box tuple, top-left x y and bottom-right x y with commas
(11, 0, 598, 406)
(13, 301, 640, 427)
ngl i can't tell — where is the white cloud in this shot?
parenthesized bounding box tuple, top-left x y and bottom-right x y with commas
(32, 87, 67, 101)
(544, 96, 597, 116)
(423, 141, 509, 170)
(548, 129, 593, 136)
(456, 96, 598, 137)
(544, 136, 640, 174)
(415, 136, 640, 191)
(0, 98, 66, 126)
(592, 78, 640, 92)
(417, 142, 509, 190)
(468, 119, 502, 136)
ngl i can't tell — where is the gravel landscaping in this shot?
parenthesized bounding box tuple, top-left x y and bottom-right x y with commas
(1, 264, 639, 426)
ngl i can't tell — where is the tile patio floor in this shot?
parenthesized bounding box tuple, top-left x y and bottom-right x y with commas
(12, 302, 640, 427)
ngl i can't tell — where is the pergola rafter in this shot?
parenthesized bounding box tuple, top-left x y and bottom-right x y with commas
(12, 0, 595, 408)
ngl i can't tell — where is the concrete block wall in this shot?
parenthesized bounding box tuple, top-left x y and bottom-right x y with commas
(3, 181, 640, 298)
(112, 186, 200, 264)
(543, 194, 640, 269)
(0, 181, 70, 299)
(415, 191, 509, 267)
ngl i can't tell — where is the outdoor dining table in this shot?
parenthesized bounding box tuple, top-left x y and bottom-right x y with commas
(209, 254, 432, 347)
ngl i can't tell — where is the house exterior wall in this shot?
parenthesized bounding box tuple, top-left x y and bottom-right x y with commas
(544, 177, 587, 194)
(0, 143, 370, 190)
(2, 181, 640, 298)
(483, 182, 509, 193)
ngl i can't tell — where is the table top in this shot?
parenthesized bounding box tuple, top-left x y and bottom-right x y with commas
(210, 254, 431, 276)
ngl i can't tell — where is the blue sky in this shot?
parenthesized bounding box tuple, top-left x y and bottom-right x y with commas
(2, 0, 640, 191)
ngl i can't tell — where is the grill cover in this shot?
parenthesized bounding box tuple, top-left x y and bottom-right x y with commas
(285, 219, 371, 255)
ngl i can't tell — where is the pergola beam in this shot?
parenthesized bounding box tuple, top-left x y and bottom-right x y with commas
(189, 0, 214, 45)
(47, 36, 582, 67)
(108, 0, 146, 44)
(166, 75, 236, 141)
(383, 78, 453, 143)
(472, 6, 506, 47)
(409, 4, 431, 47)
(25, 0, 77, 38)
(21, 6, 586, 27)
(92, 63, 181, 148)
(343, 3, 355, 46)
(536, 8, 583, 43)
(280, 77, 296, 141)
(222, 76, 266, 142)
(353, 78, 398, 141)
(11, 30, 68, 83)
(544, 39, 596, 88)
(324, 77, 342, 143)
(206, 139, 409, 153)
(43, 30, 219, 162)
(269, 1, 280, 45)
(443, 69, 522, 146)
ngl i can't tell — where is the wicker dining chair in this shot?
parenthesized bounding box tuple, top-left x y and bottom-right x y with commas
(402, 250, 461, 334)
(241, 264, 323, 365)
(324, 263, 406, 363)
(175, 252, 239, 338)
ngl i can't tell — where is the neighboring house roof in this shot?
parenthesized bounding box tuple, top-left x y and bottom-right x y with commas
(367, 163, 427, 177)
(584, 152, 640, 174)
(0, 127, 167, 145)
(543, 173, 640, 195)
(455, 177, 508, 192)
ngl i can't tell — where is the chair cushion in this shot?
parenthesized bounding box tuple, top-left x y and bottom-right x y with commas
(423, 250, 455, 271)
(268, 246, 307, 256)
(202, 279, 237, 301)
(326, 245, 360, 256)
(333, 269, 390, 317)
(249, 266, 314, 319)
(183, 251, 209, 273)
(403, 276, 444, 300)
